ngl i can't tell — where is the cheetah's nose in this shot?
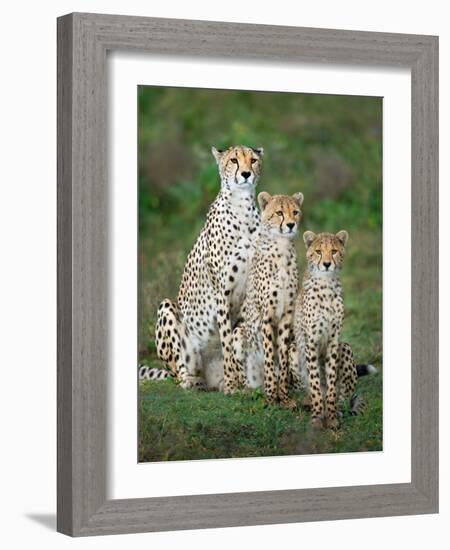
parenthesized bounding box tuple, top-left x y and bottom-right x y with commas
(241, 171, 251, 180)
(286, 222, 295, 231)
(323, 261, 331, 270)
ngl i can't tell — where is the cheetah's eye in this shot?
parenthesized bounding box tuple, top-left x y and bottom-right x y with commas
(331, 249, 338, 255)
(293, 210, 299, 216)
(251, 158, 257, 164)
(315, 249, 321, 255)
(231, 158, 238, 164)
(276, 211, 283, 216)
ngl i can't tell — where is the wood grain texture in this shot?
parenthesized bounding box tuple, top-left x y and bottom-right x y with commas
(410, 36, 439, 506)
(57, 12, 439, 537)
(58, 12, 108, 535)
(77, 484, 434, 536)
(57, 13, 73, 535)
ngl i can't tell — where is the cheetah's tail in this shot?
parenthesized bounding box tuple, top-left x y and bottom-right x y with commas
(355, 364, 378, 377)
(349, 393, 366, 416)
(139, 364, 174, 382)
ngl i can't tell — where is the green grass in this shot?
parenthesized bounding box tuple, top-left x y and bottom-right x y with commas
(137, 86, 383, 461)
(139, 376, 382, 461)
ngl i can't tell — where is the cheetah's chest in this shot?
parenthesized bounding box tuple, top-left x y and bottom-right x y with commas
(272, 263, 290, 320)
(224, 205, 259, 316)
(304, 282, 343, 352)
(268, 244, 295, 321)
(230, 235, 254, 311)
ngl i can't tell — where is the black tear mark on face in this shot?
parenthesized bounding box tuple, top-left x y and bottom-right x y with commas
(279, 212, 285, 233)
(233, 160, 240, 183)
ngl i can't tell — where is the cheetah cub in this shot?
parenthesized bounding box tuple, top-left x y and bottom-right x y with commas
(290, 230, 358, 429)
(232, 192, 303, 409)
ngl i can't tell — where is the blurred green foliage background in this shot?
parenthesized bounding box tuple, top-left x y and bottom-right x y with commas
(138, 86, 382, 460)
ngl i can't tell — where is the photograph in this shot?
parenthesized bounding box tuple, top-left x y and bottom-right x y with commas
(1, 1, 441, 543)
(137, 85, 383, 462)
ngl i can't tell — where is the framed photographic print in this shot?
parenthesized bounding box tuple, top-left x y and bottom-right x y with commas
(57, 12, 438, 536)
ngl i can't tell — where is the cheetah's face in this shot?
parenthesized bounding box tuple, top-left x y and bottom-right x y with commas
(212, 145, 263, 191)
(303, 231, 349, 273)
(258, 192, 304, 239)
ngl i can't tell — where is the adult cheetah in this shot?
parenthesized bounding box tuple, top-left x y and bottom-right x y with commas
(232, 192, 303, 409)
(289, 231, 376, 429)
(153, 145, 264, 393)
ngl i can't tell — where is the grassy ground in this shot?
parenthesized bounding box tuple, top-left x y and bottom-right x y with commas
(138, 87, 383, 461)
(139, 376, 382, 461)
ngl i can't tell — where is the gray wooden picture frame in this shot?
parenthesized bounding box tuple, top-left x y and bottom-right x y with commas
(57, 12, 439, 537)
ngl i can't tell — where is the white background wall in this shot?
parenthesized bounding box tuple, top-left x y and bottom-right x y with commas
(0, 1, 447, 548)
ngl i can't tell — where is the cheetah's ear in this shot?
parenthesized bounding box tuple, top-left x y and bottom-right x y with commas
(252, 147, 264, 157)
(258, 191, 271, 211)
(336, 230, 349, 247)
(292, 192, 304, 207)
(211, 146, 225, 163)
(303, 231, 316, 248)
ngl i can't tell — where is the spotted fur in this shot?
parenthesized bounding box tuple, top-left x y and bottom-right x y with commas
(154, 145, 264, 392)
(232, 192, 303, 409)
(289, 230, 358, 429)
(139, 364, 173, 381)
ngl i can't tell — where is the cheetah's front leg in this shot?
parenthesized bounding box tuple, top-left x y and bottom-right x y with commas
(277, 314, 297, 410)
(325, 335, 340, 429)
(262, 318, 278, 405)
(216, 294, 243, 394)
(306, 338, 324, 428)
(338, 342, 357, 401)
(231, 325, 249, 387)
